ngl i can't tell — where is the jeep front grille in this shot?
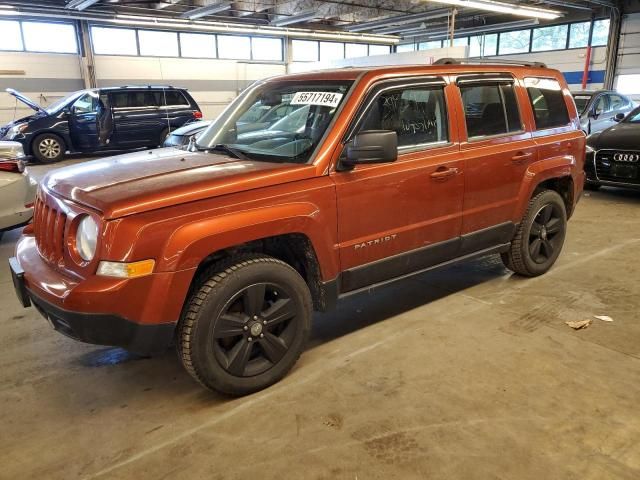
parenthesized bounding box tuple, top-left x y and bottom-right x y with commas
(33, 195, 67, 265)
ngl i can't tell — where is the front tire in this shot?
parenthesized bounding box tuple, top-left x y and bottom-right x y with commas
(501, 190, 567, 277)
(32, 133, 65, 163)
(177, 254, 312, 396)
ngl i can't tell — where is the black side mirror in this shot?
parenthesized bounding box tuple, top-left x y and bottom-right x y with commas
(342, 130, 397, 169)
(614, 112, 625, 122)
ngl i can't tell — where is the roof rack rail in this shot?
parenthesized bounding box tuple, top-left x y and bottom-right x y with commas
(433, 57, 547, 68)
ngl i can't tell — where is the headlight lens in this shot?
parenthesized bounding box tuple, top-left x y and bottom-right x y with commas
(6, 123, 28, 139)
(75, 215, 98, 261)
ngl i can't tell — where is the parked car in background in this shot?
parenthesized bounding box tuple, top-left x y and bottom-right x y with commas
(572, 90, 635, 135)
(585, 105, 640, 190)
(163, 120, 211, 148)
(11, 61, 585, 395)
(0, 141, 36, 239)
(0, 86, 202, 163)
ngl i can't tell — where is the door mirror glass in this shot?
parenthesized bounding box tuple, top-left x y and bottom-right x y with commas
(614, 112, 625, 122)
(343, 130, 397, 167)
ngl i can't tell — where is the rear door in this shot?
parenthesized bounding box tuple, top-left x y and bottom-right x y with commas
(110, 90, 160, 147)
(332, 77, 465, 292)
(455, 73, 536, 251)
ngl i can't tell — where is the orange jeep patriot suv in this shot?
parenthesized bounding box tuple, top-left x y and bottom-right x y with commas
(10, 59, 585, 395)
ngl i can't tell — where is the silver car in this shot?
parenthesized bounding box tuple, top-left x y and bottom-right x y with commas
(0, 142, 36, 239)
(572, 90, 635, 135)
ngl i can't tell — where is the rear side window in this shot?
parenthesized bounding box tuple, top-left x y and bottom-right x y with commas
(524, 78, 570, 129)
(460, 82, 521, 138)
(159, 90, 189, 107)
(356, 85, 448, 148)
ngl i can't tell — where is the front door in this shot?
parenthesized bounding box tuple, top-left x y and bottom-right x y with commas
(455, 74, 536, 249)
(69, 92, 101, 151)
(332, 78, 465, 293)
(589, 94, 612, 134)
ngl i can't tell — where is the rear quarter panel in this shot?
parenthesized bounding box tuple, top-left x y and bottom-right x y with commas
(513, 71, 585, 221)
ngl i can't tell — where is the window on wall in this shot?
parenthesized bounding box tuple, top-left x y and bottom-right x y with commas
(22, 21, 78, 54)
(460, 82, 521, 137)
(569, 22, 590, 49)
(418, 40, 442, 50)
(320, 42, 344, 62)
(369, 44, 391, 55)
(470, 34, 498, 57)
(524, 78, 570, 129)
(91, 27, 138, 55)
(395, 43, 415, 53)
(179, 32, 216, 58)
(453, 37, 468, 47)
(346, 43, 368, 57)
(591, 19, 610, 46)
(252, 37, 283, 61)
(138, 30, 179, 57)
(0, 20, 23, 51)
(292, 39, 318, 61)
(218, 35, 251, 59)
(532, 24, 568, 52)
(498, 29, 531, 54)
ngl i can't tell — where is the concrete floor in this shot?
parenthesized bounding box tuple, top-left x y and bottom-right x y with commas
(1, 157, 640, 479)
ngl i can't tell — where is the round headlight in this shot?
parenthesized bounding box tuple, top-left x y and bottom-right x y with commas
(75, 215, 98, 261)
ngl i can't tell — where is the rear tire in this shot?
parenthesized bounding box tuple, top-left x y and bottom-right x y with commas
(177, 254, 312, 396)
(501, 190, 567, 277)
(32, 133, 65, 163)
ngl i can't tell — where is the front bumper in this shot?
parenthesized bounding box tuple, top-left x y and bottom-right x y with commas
(10, 235, 195, 355)
(10, 256, 175, 355)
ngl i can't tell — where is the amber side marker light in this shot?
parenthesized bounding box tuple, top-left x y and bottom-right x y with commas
(97, 259, 155, 278)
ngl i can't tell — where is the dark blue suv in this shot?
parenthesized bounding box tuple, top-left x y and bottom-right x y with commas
(1, 86, 202, 162)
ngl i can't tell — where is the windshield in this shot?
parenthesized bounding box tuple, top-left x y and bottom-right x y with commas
(45, 90, 88, 114)
(572, 94, 592, 115)
(624, 106, 640, 123)
(195, 80, 352, 163)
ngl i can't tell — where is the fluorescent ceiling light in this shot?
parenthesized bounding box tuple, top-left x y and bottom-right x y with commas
(425, 0, 563, 19)
(66, 0, 102, 11)
(271, 11, 316, 27)
(406, 18, 539, 39)
(180, 2, 232, 20)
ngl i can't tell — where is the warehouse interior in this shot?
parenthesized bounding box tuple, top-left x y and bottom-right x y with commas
(1, 0, 640, 478)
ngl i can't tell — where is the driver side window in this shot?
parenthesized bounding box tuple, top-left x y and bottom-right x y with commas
(356, 84, 449, 148)
(72, 93, 97, 114)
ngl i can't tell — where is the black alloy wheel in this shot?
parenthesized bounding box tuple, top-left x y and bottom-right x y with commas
(213, 282, 300, 377)
(178, 255, 312, 396)
(528, 203, 563, 264)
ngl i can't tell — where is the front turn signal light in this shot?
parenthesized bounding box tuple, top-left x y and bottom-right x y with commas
(97, 259, 155, 278)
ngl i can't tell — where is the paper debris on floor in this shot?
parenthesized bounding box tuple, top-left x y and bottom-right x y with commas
(594, 315, 614, 322)
(565, 319, 592, 330)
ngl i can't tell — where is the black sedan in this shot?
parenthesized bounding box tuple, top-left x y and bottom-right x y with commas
(585, 106, 640, 191)
(163, 120, 211, 148)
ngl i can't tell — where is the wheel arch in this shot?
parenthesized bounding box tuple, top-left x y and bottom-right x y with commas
(515, 158, 577, 221)
(158, 203, 339, 312)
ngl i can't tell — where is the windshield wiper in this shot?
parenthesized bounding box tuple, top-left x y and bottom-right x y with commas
(194, 142, 249, 160)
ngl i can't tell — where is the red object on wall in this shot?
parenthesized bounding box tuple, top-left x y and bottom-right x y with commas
(582, 46, 592, 89)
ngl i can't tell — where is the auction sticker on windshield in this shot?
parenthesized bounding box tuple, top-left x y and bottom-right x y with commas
(290, 92, 343, 108)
